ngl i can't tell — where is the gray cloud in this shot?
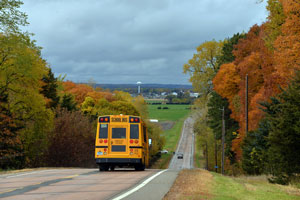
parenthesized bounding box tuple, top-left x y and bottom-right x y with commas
(21, 0, 267, 84)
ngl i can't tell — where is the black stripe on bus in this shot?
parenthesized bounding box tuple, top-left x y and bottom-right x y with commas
(129, 146, 143, 149)
(95, 146, 108, 148)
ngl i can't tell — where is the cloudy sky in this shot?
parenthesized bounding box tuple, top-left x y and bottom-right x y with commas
(21, 0, 267, 84)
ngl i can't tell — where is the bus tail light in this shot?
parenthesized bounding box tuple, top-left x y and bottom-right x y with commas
(129, 117, 140, 123)
(130, 140, 133, 144)
(135, 140, 139, 144)
(99, 116, 110, 123)
(104, 139, 107, 143)
(100, 139, 103, 143)
(104, 148, 107, 152)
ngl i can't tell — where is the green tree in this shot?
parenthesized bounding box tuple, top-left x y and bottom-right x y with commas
(40, 68, 60, 109)
(264, 0, 286, 50)
(60, 93, 77, 111)
(242, 119, 270, 175)
(265, 71, 300, 184)
(207, 91, 239, 164)
(0, 34, 54, 167)
(183, 40, 224, 97)
(0, 0, 28, 33)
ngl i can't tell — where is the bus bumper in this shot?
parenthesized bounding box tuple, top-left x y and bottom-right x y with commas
(96, 158, 142, 164)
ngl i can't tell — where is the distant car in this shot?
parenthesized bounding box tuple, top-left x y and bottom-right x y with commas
(177, 153, 183, 159)
(160, 149, 168, 154)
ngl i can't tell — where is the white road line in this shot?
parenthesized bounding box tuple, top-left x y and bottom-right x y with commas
(5, 170, 57, 178)
(112, 169, 168, 200)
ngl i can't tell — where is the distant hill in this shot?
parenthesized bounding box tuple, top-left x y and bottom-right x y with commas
(95, 83, 193, 90)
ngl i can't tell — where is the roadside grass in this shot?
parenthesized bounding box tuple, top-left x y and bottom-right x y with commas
(194, 133, 206, 168)
(148, 104, 191, 169)
(164, 169, 300, 200)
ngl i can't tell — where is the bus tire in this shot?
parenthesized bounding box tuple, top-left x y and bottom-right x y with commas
(135, 164, 145, 171)
(99, 165, 109, 171)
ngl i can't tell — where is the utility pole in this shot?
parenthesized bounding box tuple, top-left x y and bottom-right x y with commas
(214, 134, 218, 172)
(245, 74, 248, 135)
(221, 106, 225, 175)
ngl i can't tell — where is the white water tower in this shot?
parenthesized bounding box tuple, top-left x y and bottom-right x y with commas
(137, 81, 142, 94)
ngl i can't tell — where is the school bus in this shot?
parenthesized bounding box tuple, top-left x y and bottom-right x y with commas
(95, 115, 149, 171)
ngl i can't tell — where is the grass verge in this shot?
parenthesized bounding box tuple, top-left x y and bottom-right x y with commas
(194, 132, 206, 168)
(164, 169, 300, 200)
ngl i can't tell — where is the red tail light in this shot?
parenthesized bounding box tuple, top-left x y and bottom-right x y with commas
(129, 117, 140, 123)
(99, 117, 110, 123)
(135, 140, 138, 144)
(104, 148, 107, 152)
(130, 140, 133, 144)
(130, 149, 133, 152)
(104, 139, 107, 143)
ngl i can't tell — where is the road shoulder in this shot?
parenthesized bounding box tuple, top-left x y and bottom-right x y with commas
(112, 169, 179, 200)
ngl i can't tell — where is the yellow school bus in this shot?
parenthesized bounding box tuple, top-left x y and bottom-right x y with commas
(95, 115, 149, 171)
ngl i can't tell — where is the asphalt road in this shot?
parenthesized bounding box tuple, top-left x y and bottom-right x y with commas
(0, 168, 158, 200)
(168, 116, 195, 170)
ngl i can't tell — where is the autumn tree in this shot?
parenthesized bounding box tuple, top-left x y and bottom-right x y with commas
(183, 40, 224, 98)
(0, 33, 54, 167)
(0, 92, 24, 169)
(46, 109, 95, 167)
(273, 0, 300, 84)
(208, 33, 244, 166)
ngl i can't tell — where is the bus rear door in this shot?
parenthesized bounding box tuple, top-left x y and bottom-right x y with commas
(109, 125, 128, 155)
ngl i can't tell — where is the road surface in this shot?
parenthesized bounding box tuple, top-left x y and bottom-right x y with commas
(0, 168, 158, 200)
(169, 116, 195, 170)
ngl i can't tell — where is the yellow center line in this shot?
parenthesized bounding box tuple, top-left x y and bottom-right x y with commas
(63, 174, 79, 179)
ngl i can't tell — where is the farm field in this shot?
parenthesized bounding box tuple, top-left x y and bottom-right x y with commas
(148, 104, 191, 121)
(148, 104, 191, 168)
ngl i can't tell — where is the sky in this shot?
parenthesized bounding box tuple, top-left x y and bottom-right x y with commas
(21, 0, 268, 85)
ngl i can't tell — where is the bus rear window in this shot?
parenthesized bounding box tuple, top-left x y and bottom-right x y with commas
(99, 124, 108, 138)
(112, 128, 126, 139)
(130, 124, 139, 139)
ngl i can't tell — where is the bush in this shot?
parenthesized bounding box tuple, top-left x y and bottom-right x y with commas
(163, 107, 169, 109)
(45, 109, 96, 168)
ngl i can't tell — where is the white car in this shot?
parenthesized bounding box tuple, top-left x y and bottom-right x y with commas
(160, 149, 168, 154)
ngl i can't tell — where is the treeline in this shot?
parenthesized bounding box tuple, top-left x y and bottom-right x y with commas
(0, 1, 164, 169)
(185, 0, 299, 184)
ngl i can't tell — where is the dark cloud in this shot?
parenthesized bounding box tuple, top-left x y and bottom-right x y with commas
(21, 0, 267, 84)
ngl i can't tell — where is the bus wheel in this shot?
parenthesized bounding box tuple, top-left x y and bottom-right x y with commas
(134, 164, 145, 171)
(99, 165, 109, 171)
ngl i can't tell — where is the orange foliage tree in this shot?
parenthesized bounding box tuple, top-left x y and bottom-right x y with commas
(213, 25, 275, 160)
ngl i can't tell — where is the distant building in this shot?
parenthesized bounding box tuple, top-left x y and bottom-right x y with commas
(172, 92, 178, 96)
(190, 92, 199, 98)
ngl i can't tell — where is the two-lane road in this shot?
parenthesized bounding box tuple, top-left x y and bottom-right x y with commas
(0, 168, 158, 200)
(169, 116, 195, 170)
